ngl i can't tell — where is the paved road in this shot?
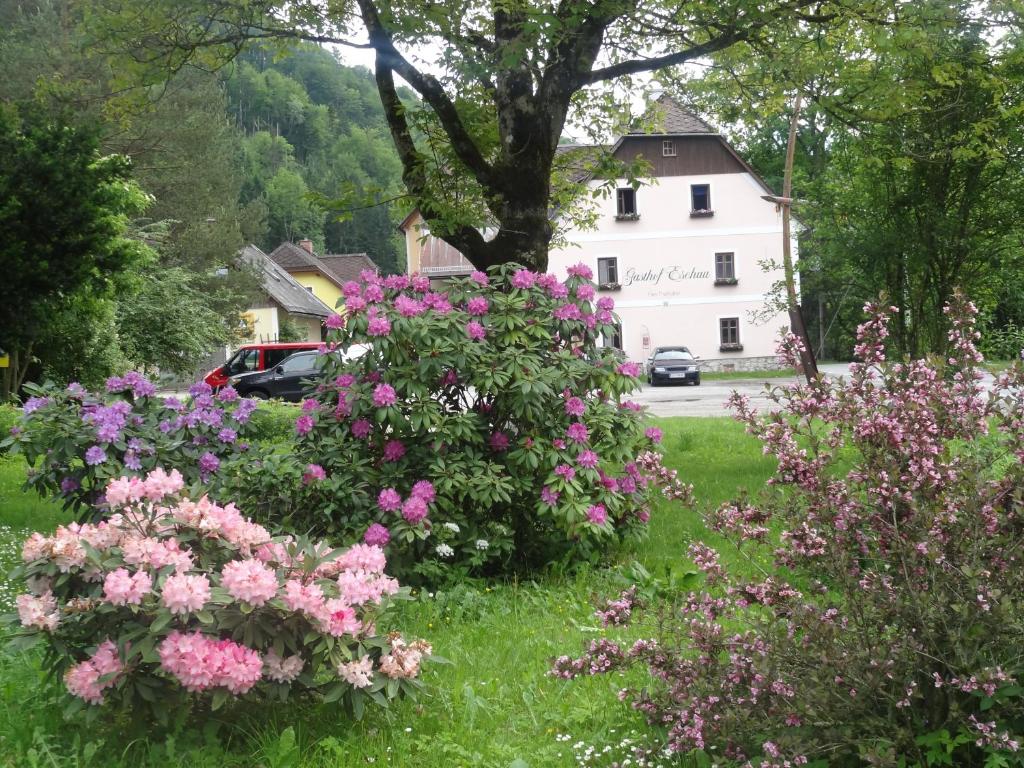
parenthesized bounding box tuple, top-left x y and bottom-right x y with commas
(630, 363, 853, 418)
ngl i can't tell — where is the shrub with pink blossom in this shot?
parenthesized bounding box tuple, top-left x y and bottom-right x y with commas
(1, 376, 258, 516)
(220, 264, 672, 579)
(6, 468, 429, 720)
(554, 294, 1024, 766)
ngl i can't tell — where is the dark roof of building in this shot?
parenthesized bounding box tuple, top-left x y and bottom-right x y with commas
(555, 143, 610, 184)
(269, 242, 379, 288)
(629, 94, 717, 135)
(240, 245, 333, 318)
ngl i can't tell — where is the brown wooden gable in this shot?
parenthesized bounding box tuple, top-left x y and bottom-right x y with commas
(613, 135, 748, 179)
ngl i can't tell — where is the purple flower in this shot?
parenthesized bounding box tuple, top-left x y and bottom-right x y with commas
(84, 446, 107, 466)
(597, 296, 615, 311)
(163, 397, 184, 412)
(347, 296, 367, 312)
(364, 283, 384, 303)
(565, 397, 586, 417)
(105, 376, 126, 393)
(577, 450, 600, 469)
(541, 486, 560, 506)
(620, 476, 637, 494)
(303, 463, 327, 483)
(554, 464, 576, 482)
(60, 477, 80, 494)
(470, 271, 489, 286)
(217, 386, 239, 403)
(198, 452, 220, 475)
(66, 382, 86, 398)
(123, 451, 142, 470)
(325, 314, 345, 329)
(189, 381, 213, 398)
(645, 427, 664, 443)
(553, 303, 582, 321)
(576, 283, 595, 301)
(351, 419, 372, 439)
(367, 315, 392, 336)
(218, 428, 237, 444)
(22, 396, 50, 415)
(384, 274, 410, 290)
(411, 480, 436, 503)
(373, 383, 398, 408)
(467, 321, 486, 341)
(394, 295, 425, 317)
(301, 399, 319, 413)
(548, 283, 569, 299)
(617, 362, 642, 377)
(466, 297, 489, 315)
(343, 280, 362, 298)
(566, 422, 589, 444)
(424, 292, 453, 314)
(295, 415, 315, 435)
(412, 276, 431, 292)
(378, 488, 402, 512)
(234, 398, 259, 423)
(490, 431, 510, 451)
(567, 263, 594, 280)
(382, 439, 406, 462)
(511, 269, 536, 289)
(402, 495, 429, 524)
(587, 504, 608, 525)
(364, 523, 391, 546)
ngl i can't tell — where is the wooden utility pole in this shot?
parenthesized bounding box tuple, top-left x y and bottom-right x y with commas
(780, 93, 818, 383)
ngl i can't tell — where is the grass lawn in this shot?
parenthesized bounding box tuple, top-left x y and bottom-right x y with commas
(0, 417, 774, 768)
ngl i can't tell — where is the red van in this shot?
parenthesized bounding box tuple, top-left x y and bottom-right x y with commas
(202, 343, 321, 390)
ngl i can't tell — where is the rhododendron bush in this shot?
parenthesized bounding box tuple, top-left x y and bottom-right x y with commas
(554, 295, 1024, 766)
(8, 468, 428, 719)
(220, 264, 671, 577)
(1, 375, 257, 515)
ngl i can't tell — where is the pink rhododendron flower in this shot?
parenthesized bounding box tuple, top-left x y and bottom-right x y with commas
(566, 422, 589, 444)
(380, 637, 432, 678)
(103, 568, 152, 606)
(161, 572, 211, 615)
(541, 486, 560, 506)
(576, 283, 595, 301)
(466, 296, 489, 315)
(394, 294, 425, 317)
(617, 362, 642, 377)
(373, 383, 398, 407)
(367, 315, 391, 336)
(64, 640, 122, 704)
(402, 495, 428, 524)
(264, 651, 304, 683)
(338, 656, 375, 688)
(645, 426, 663, 443)
(337, 544, 387, 573)
(577, 450, 600, 469)
(158, 631, 262, 694)
(338, 569, 400, 605)
(567, 263, 594, 280)
(597, 296, 615, 311)
(220, 559, 278, 606)
(303, 463, 327, 483)
(382, 439, 406, 462)
(410, 480, 436, 503)
(17, 591, 59, 631)
(511, 269, 536, 289)
(554, 463, 576, 481)
(351, 418, 372, 438)
(490, 431, 510, 451)
(587, 504, 608, 525)
(325, 313, 345, 329)
(295, 415, 315, 435)
(281, 579, 325, 614)
(565, 396, 586, 417)
(470, 270, 489, 285)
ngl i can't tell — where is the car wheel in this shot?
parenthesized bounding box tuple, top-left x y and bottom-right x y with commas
(247, 389, 270, 400)
(693, 378, 701, 386)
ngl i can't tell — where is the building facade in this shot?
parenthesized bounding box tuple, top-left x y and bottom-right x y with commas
(269, 240, 379, 312)
(400, 97, 793, 371)
(238, 245, 332, 343)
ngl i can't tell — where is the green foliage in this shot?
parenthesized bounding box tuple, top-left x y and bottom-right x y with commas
(245, 401, 300, 444)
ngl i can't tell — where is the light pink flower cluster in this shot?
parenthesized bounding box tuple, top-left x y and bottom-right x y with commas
(64, 640, 123, 704)
(337, 656, 374, 688)
(379, 636, 432, 679)
(103, 568, 153, 606)
(105, 467, 184, 506)
(158, 631, 262, 694)
(263, 651, 304, 683)
(16, 591, 60, 631)
(161, 572, 211, 615)
(220, 559, 279, 606)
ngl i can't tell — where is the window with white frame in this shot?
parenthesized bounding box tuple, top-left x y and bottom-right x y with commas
(598, 257, 619, 288)
(662, 140, 676, 157)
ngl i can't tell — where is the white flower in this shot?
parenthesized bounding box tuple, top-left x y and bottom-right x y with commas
(435, 543, 454, 559)
(475, 539, 489, 551)
(443, 522, 460, 533)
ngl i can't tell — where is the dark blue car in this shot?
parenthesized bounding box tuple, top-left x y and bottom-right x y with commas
(646, 347, 701, 386)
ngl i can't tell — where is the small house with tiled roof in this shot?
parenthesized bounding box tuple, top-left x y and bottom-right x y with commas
(269, 240, 379, 312)
(237, 245, 333, 343)
(399, 95, 793, 371)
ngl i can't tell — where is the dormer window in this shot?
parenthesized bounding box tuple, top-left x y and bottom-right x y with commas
(690, 184, 713, 217)
(662, 140, 676, 157)
(616, 188, 638, 220)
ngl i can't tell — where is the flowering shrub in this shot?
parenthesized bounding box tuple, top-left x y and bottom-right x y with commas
(1, 375, 258, 515)
(8, 468, 428, 719)
(553, 294, 1024, 766)
(223, 264, 667, 578)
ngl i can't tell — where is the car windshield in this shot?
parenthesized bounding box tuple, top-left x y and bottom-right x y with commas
(654, 350, 694, 361)
(279, 353, 316, 373)
(225, 348, 259, 375)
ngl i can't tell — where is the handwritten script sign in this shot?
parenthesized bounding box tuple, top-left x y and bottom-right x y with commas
(623, 267, 711, 286)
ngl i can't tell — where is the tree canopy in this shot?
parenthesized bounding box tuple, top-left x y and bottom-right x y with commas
(88, 0, 874, 270)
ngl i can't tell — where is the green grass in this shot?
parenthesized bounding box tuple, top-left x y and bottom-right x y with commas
(0, 418, 774, 768)
(699, 367, 798, 382)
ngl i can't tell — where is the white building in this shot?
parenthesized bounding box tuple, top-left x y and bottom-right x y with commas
(400, 96, 793, 371)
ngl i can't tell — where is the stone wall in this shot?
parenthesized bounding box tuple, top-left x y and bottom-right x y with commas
(698, 355, 783, 373)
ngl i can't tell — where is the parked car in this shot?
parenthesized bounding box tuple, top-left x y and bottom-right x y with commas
(232, 351, 320, 401)
(232, 344, 371, 401)
(646, 346, 701, 386)
(203, 342, 321, 390)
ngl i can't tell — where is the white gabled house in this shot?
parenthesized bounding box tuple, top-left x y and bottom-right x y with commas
(399, 96, 793, 371)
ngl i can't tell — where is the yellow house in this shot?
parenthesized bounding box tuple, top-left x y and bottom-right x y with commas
(269, 240, 379, 312)
(397, 210, 474, 280)
(238, 245, 333, 343)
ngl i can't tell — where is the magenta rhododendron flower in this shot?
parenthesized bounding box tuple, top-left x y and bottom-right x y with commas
(377, 488, 402, 512)
(565, 396, 586, 417)
(466, 296, 489, 315)
(566, 422, 589, 444)
(586, 504, 608, 525)
(303, 463, 327, 483)
(295, 414, 315, 435)
(577, 450, 600, 469)
(645, 427, 663, 443)
(401, 495, 428, 524)
(489, 431, 510, 451)
(325, 313, 345, 329)
(511, 269, 536, 289)
(553, 303, 582, 321)
(467, 320, 486, 341)
(364, 523, 391, 546)
(567, 263, 594, 280)
(367, 315, 391, 336)
(382, 439, 406, 462)
(576, 283, 595, 301)
(617, 362, 642, 377)
(554, 463, 576, 481)
(470, 270, 489, 285)
(410, 480, 436, 503)
(541, 486, 560, 506)
(597, 296, 615, 311)
(372, 383, 398, 407)
(351, 418, 372, 438)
